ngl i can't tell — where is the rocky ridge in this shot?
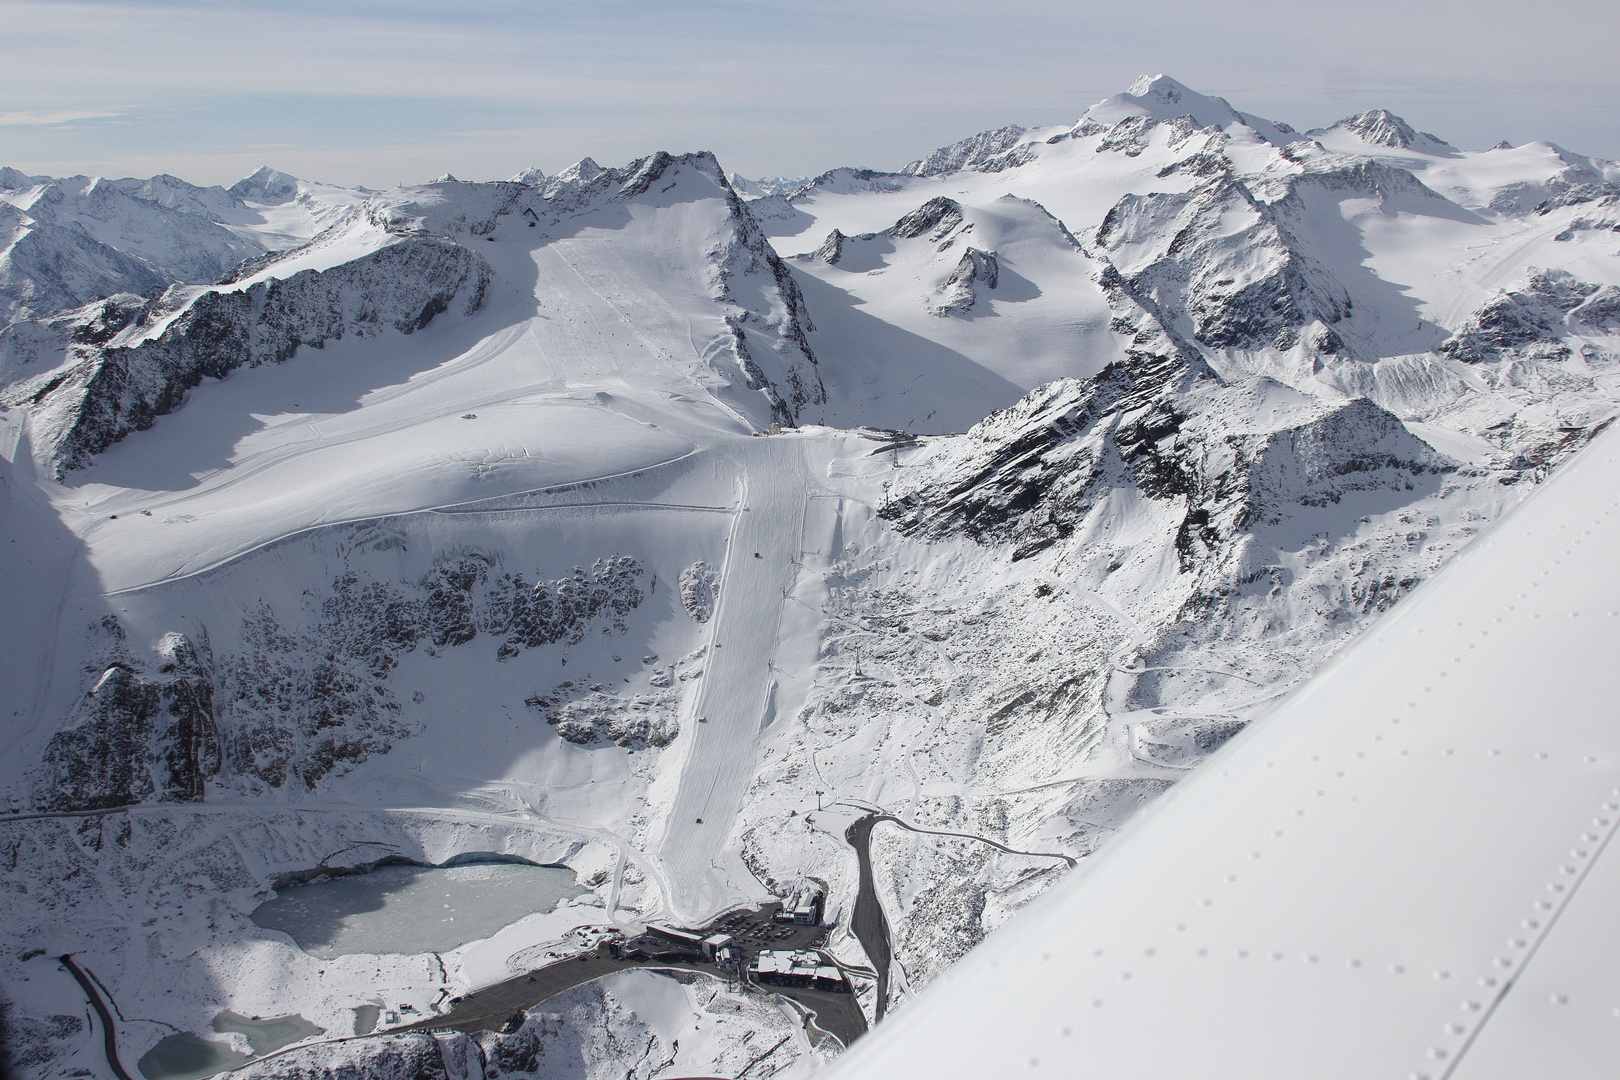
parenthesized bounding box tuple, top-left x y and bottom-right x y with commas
(35, 551, 648, 808)
(4, 236, 490, 476)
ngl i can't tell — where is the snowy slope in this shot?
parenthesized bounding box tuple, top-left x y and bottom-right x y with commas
(786, 195, 1123, 431)
(831, 419, 1620, 1080)
(5, 74, 1620, 1080)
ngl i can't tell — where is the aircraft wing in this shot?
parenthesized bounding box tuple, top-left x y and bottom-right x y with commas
(832, 425, 1620, 1079)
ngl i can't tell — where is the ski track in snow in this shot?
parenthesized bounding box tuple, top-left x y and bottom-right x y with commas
(659, 436, 814, 923)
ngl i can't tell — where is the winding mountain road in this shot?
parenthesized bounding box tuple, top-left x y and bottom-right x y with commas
(59, 954, 135, 1080)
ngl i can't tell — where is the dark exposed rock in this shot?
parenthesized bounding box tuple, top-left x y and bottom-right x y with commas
(531, 687, 681, 749)
(902, 125, 1031, 177)
(881, 352, 1448, 579)
(6, 237, 491, 476)
(34, 618, 221, 810)
(813, 229, 845, 265)
(483, 556, 645, 659)
(678, 560, 719, 622)
(1573, 285, 1620, 332)
(931, 247, 998, 316)
(1441, 268, 1599, 362)
(47, 550, 629, 797)
(1311, 109, 1451, 151)
(889, 197, 965, 243)
(0, 292, 150, 386)
(2, 1011, 87, 1075)
(1095, 163, 1444, 354)
(233, 1033, 449, 1080)
(420, 554, 488, 648)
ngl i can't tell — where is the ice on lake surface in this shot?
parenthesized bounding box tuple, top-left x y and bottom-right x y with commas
(212, 1010, 324, 1056)
(137, 1012, 323, 1080)
(137, 1033, 252, 1080)
(249, 861, 584, 958)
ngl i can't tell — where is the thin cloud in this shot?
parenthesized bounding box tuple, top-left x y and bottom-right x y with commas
(0, 109, 119, 126)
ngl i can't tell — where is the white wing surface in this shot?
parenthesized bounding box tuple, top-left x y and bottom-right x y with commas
(833, 425, 1620, 1079)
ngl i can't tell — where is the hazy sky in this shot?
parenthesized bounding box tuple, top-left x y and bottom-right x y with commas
(2, 0, 1615, 188)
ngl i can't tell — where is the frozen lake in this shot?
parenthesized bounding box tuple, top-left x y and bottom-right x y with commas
(250, 859, 584, 958)
(137, 1012, 322, 1080)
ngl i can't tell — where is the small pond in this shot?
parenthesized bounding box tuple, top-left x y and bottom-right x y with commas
(212, 1011, 324, 1056)
(352, 1004, 380, 1036)
(250, 858, 584, 958)
(137, 1034, 252, 1080)
(137, 1011, 324, 1080)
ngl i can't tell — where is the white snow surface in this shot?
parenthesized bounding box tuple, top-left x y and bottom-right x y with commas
(4, 74, 1620, 1080)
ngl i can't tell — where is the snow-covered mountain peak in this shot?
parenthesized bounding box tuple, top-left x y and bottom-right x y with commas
(1309, 109, 1453, 154)
(7, 79, 1620, 1080)
(1080, 74, 1296, 145)
(510, 166, 547, 185)
(550, 156, 605, 188)
(229, 165, 302, 204)
(0, 166, 47, 192)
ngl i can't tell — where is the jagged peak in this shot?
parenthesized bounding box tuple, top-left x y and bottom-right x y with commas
(510, 166, 546, 185)
(1310, 109, 1453, 152)
(228, 166, 302, 204)
(0, 166, 48, 191)
(553, 157, 604, 186)
(902, 125, 1030, 178)
(887, 197, 965, 240)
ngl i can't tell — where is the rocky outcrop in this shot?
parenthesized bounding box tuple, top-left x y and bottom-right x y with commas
(1310, 109, 1452, 152)
(702, 157, 827, 422)
(1441, 268, 1600, 362)
(484, 557, 645, 660)
(903, 126, 1032, 177)
(1573, 285, 1620, 331)
(930, 247, 998, 316)
(233, 1033, 448, 1080)
(889, 197, 964, 242)
(0, 291, 149, 385)
(881, 355, 1448, 574)
(33, 618, 221, 811)
(30, 549, 648, 806)
(221, 553, 644, 790)
(678, 561, 719, 622)
(813, 229, 845, 265)
(6, 236, 491, 476)
(529, 686, 681, 749)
